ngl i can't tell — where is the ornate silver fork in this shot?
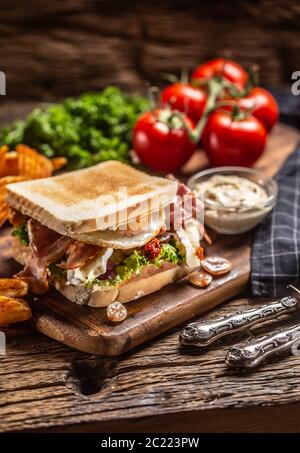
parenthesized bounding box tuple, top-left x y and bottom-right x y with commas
(180, 285, 300, 347)
(179, 285, 300, 369)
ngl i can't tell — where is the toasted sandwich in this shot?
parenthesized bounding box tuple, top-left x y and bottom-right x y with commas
(6, 161, 205, 307)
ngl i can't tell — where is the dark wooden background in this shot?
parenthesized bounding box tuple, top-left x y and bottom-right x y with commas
(0, 0, 299, 103)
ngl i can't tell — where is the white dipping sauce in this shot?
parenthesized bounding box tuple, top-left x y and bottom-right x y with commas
(195, 175, 271, 234)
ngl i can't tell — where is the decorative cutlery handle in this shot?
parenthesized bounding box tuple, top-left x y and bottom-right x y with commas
(226, 324, 300, 369)
(179, 295, 298, 347)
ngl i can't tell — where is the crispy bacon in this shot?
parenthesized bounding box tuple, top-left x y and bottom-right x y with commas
(28, 219, 63, 254)
(166, 175, 204, 226)
(157, 231, 171, 243)
(166, 174, 211, 245)
(18, 260, 49, 294)
(203, 230, 212, 245)
(8, 207, 28, 227)
(197, 222, 212, 245)
(16, 219, 104, 293)
(59, 241, 100, 270)
(17, 220, 73, 293)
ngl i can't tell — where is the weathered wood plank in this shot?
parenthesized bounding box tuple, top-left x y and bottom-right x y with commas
(1, 0, 300, 101)
(2, 297, 300, 432)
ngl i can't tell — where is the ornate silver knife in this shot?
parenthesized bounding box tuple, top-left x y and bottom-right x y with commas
(179, 285, 300, 348)
(225, 323, 300, 369)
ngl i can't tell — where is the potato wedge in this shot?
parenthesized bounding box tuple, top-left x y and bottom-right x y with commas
(0, 204, 8, 227)
(0, 176, 27, 227)
(0, 296, 32, 326)
(16, 144, 53, 179)
(51, 157, 67, 172)
(0, 144, 8, 164)
(0, 278, 28, 297)
(0, 151, 19, 177)
(0, 175, 27, 188)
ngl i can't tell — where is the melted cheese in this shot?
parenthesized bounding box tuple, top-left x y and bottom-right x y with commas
(176, 219, 201, 268)
(67, 247, 113, 286)
(73, 209, 166, 249)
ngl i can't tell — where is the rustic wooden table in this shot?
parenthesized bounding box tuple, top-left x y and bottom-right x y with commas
(1, 104, 300, 433)
(3, 297, 300, 433)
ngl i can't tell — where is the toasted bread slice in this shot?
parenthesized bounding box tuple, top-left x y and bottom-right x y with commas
(55, 265, 187, 307)
(6, 161, 178, 235)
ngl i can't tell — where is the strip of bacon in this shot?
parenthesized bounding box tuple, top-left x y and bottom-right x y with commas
(18, 259, 49, 294)
(8, 207, 28, 227)
(17, 219, 73, 293)
(166, 174, 212, 245)
(166, 175, 204, 225)
(59, 241, 100, 270)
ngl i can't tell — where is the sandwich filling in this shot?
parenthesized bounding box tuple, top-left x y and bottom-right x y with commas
(9, 177, 205, 294)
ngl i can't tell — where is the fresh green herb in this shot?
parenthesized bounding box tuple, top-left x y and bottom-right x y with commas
(116, 244, 180, 280)
(115, 250, 149, 281)
(11, 224, 29, 246)
(87, 243, 181, 289)
(153, 243, 180, 267)
(170, 235, 185, 262)
(48, 263, 66, 279)
(84, 278, 115, 290)
(0, 87, 150, 170)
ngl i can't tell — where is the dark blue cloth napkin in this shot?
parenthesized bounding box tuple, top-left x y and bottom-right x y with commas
(251, 142, 300, 296)
(251, 89, 300, 297)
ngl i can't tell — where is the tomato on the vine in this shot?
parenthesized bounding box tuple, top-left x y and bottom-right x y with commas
(202, 109, 266, 167)
(132, 109, 196, 173)
(192, 58, 248, 90)
(161, 82, 207, 123)
(233, 87, 279, 132)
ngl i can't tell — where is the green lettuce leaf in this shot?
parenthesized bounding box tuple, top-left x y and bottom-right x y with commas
(11, 224, 29, 246)
(87, 243, 180, 289)
(0, 87, 150, 169)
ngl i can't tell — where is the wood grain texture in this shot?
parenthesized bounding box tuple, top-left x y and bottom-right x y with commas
(0, 227, 250, 355)
(1, 0, 300, 101)
(2, 296, 300, 432)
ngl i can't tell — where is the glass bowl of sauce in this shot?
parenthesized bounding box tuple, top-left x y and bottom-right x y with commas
(188, 166, 278, 234)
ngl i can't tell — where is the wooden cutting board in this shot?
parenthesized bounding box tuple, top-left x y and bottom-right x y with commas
(0, 228, 250, 355)
(0, 123, 299, 356)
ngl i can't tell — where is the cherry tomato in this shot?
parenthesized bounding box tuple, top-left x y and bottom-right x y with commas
(202, 110, 266, 167)
(161, 82, 207, 124)
(192, 58, 248, 90)
(234, 87, 279, 132)
(132, 109, 196, 173)
(143, 238, 161, 260)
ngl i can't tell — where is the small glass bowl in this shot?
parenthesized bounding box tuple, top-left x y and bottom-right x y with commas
(188, 166, 278, 235)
